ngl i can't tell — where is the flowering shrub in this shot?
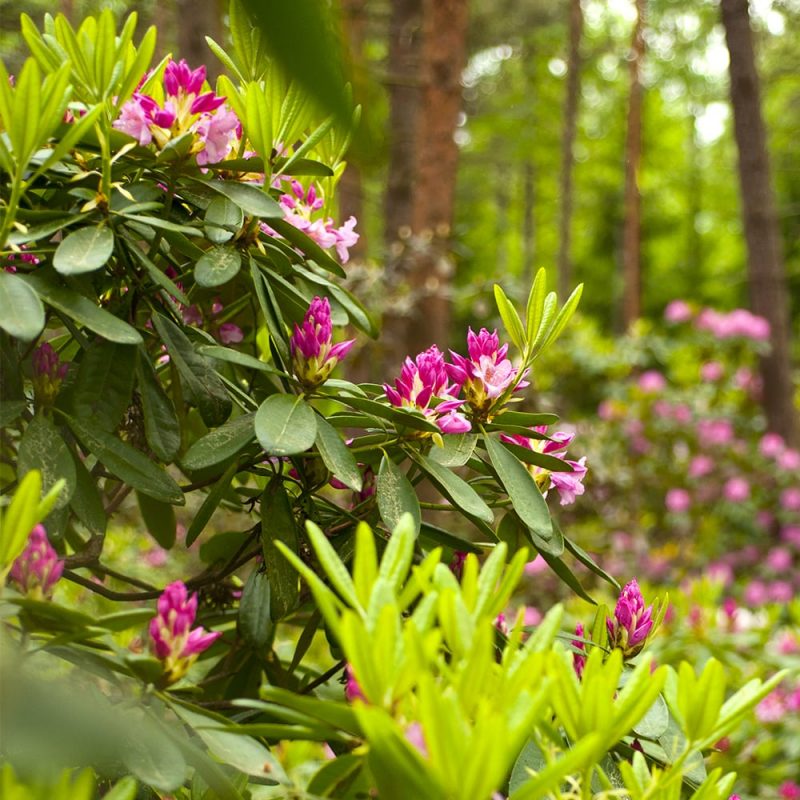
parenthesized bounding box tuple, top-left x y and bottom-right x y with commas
(0, 8, 788, 799)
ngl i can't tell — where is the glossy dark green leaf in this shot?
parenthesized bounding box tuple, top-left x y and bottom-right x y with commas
(18, 414, 76, 510)
(238, 570, 274, 649)
(195, 245, 242, 288)
(66, 414, 184, 505)
(410, 452, 493, 524)
(22, 273, 142, 344)
(0, 271, 45, 341)
(153, 314, 231, 427)
(204, 179, 282, 218)
(307, 754, 362, 796)
(204, 196, 244, 244)
(377, 455, 420, 535)
(255, 393, 317, 456)
(315, 414, 362, 492)
(198, 344, 281, 374)
(183, 412, 256, 471)
(502, 440, 576, 474)
(0, 399, 26, 426)
(343, 396, 438, 433)
(261, 479, 299, 620)
(72, 340, 136, 432)
(484, 434, 553, 547)
(136, 491, 177, 549)
(490, 410, 559, 428)
(419, 522, 482, 554)
(428, 433, 478, 467)
(538, 548, 591, 600)
(136, 356, 181, 463)
(125, 243, 190, 306)
(69, 450, 107, 534)
(185, 461, 238, 547)
(53, 224, 114, 275)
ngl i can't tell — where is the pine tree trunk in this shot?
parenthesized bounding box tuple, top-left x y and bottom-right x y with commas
(175, 0, 223, 78)
(382, 0, 424, 370)
(404, 0, 469, 357)
(720, 0, 797, 444)
(621, 0, 645, 328)
(557, 0, 583, 301)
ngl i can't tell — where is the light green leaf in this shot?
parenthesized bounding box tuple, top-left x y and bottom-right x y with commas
(0, 271, 45, 341)
(255, 394, 317, 456)
(315, 414, 363, 492)
(195, 245, 242, 288)
(183, 413, 256, 471)
(494, 284, 526, 351)
(18, 414, 76, 510)
(204, 179, 282, 218)
(53, 224, 115, 275)
(377, 456, 420, 535)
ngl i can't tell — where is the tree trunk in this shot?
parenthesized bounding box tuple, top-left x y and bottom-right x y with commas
(522, 159, 536, 286)
(721, 0, 797, 444)
(175, 0, 223, 78)
(557, 0, 583, 301)
(382, 0, 424, 370)
(404, 0, 469, 357)
(621, 0, 645, 328)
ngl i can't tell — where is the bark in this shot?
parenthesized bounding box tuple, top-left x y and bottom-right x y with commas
(382, 0, 424, 371)
(721, 0, 797, 444)
(404, 0, 469, 358)
(557, 0, 584, 301)
(621, 0, 646, 329)
(175, 0, 223, 78)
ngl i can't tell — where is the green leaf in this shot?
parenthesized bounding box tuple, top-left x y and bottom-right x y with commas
(185, 461, 238, 547)
(484, 435, 553, 547)
(198, 344, 282, 374)
(307, 754, 362, 796)
(538, 549, 591, 601)
(204, 179, 283, 218)
(428, 433, 477, 467)
(195, 245, 242, 288)
(315, 414, 363, 492)
(136, 491, 176, 549)
(53, 224, 114, 275)
(183, 413, 256, 471)
(525, 268, 547, 347)
(102, 776, 138, 800)
(18, 414, 76, 510)
(0, 271, 45, 341)
(267, 217, 346, 278)
(418, 522, 482, 554)
(65, 414, 184, 505)
(410, 452, 493, 524)
(69, 450, 106, 534)
(261, 479, 300, 620)
(0, 400, 26, 426)
(493, 284, 526, 351)
(153, 314, 231, 428)
(204, 196, 244, 244)
(255, 394, 317, 456)
(239, 570, 274, 649)
(21, 273, 142, 344)
(72, 340, 136, 432)
(632, 692, 669, 740)
(540, 283, 584, 351)
(121, 715, 186, 792)
(305, 520, 360, 609)
(377, 456, 420, 536)
(135, 356, 180, 463)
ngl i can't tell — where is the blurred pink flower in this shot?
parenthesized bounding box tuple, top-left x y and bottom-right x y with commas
(767, 581, 794, 603)
(780, 782, 800, 800)
(9, 525, 63, 599)
(217, 323, 243, 344)
(780, 487, 800, 512)
(665, 488, 691, 513)
(638, 370, 666, 393)
(523, 606, 542, 626)
(759, 432, 785, 459)
(700, 361, 724, 382)
(696, 418, 734, 446)
(723, 477, 750, 503)
(345, 664, 365, 703)
(765, 547, 793, 573)
(404, 722, 428, 758)
(572, 622, 587, 680)
(664, 300, 692, 323)
(755, 689, 786, 722)
(524, 555, 547, 575)
(707, 561, 733, 587)
(781, 525, 800, 548)
(743, 580, 768, 606)
(688, 455, 714, 479)
(778, 449, 800, 471)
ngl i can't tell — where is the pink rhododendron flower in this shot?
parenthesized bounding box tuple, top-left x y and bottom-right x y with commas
(664, 300, 692, 323)
(149, 581, 221, 684)
(723, 477, 750, 503)
(696, 418, 734, 446)
(637, 370, 666, 393)
(665, 488, 691, 514)
(113, 94, 154, 145)
(9, 525, 63, 599)
(217, 323, 244, 345)
(344, 664, 364, 702)
(290, 296, 354, 389)
(688, 455, 714, 479)
(32, 342, 68, 407)
(334, 216, 360, 263)
(405, 722, 428, 758)
(449, 551, 467, 580)
(695, 307, 770, 340)
(523, 606, 542, 626)
(447, 327, 527, 418)
(756, 689, 786, 723)
(768, 581, 793, 603)
(781, 525, 800, 548)
(501, 427, 587, 506)
(781, 783, 800, 800)
(743, 580, 768, 606)
(778, 448, 800, 471)
(759, 432, 785, 459)
(194, 107, 240, 165)
(384, 345, 470, 434)
(607, 579, 653, 655)
(765, 547, 792, 572)
(572, 622, 587, 679)
(780, 487, 800, 512)
(700, 361, 724, 382)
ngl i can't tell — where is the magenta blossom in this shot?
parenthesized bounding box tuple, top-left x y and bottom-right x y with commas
(194, 107, 240, 166)
(663, 300, 693, 323)
(637, 370, 666, 393)
(500, 427, 587, 506)
(32, 342, 68, 407)
(572, 622, 587, 680)
(9, 525, 63, 599)
(384, 345, 471, 435)
(344, 664, 365, 703)
(606, 579, 654, 655)
(723, 477, 750, 503)
(446, 328, 527, 418)
(290, 296, 354, 389)
(149, 581, 221, 684)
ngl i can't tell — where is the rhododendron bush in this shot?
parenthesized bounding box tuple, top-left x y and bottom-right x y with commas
(0, 8, 789, 800)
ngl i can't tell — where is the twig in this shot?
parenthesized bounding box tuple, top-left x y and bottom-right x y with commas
(301, 660, 346, 694)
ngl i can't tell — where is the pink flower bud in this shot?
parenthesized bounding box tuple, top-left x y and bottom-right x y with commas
(9, 525, 63, 598)
(572, 622, 587, 679)
(606, 579, 654, 655)
(290, 297, 354, 389)
(344, 663, 364, 702)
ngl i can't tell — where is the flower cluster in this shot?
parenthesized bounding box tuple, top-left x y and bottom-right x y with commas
(4, 245, 40, 273)
(277, 181, 360, 264)
(149, 581, 221, 684)
(665, 300, 771, 341)
(290, 296, 355, 389)
(446, 327, 527, 418)
(384, 345, 471, 434)
(31, 342, 69, 407)
(114, 59, 240, 166)
(606, 579, 654, 656)
(501, 426, 588, 506)
(9, 525, 63, 599)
